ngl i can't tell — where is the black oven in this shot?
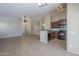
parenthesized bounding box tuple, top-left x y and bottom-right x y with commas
(58, 30, 66, 40)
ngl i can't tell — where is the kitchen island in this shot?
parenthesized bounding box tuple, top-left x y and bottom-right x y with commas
(40, 29, 60, 44)
(40, 28, 66, 44)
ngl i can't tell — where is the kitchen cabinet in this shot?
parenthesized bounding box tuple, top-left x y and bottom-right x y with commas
(51, 22, 59, 28)
(51, 19, 67, 40)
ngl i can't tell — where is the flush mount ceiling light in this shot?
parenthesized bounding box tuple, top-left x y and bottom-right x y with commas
(37, 3, 47, 8)
(38, 3, 43, 6)
(57, 6, 64, 13)
(57, 3, 66, 13)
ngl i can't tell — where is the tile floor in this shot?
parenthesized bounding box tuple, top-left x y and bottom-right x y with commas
(0, 35, 78, 56)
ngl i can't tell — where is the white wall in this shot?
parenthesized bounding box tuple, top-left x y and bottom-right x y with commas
(0, 17, 22, 38)
(67, 4, 79, 55)
(44, 14, 51, 30)
(31, 14, 51, 35)
(31, 17, 42, 35)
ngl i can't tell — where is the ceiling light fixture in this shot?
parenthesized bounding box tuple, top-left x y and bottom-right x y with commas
(38, 3, 43, 6)
(57, 3, 66, 13)
(37, 3, 47, 7)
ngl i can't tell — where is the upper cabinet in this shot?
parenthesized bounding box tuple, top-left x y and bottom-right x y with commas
(51, 19, 66, 28)
(51, 22, 59, 28)
(58, 19, 66, 28)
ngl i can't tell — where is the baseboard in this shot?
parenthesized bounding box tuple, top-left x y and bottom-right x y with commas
(67, 48, 79, 55)
(0, 34, 22, 39)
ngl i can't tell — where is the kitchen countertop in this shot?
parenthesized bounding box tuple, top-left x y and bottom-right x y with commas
(40, 28, 66, 31)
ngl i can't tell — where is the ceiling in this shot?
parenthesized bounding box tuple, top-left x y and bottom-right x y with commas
(0, 3, 60, 17)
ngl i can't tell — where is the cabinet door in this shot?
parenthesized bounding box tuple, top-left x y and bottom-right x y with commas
(51, 22, 58, 28)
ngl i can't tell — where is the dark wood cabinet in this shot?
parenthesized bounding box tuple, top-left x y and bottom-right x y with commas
(51, 19, 66, 28)
(50, 31, 59, 39)
(51, 19, 67, 40)
(58, 19, 66, 28)
(51, 22, 58, 28)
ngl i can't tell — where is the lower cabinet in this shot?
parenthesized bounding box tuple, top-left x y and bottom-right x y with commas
(51, 31, 66, 40)
(51, 31, 58, 39)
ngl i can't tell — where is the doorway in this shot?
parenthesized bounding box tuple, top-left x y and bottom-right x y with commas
(22, 16, 31, 35)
